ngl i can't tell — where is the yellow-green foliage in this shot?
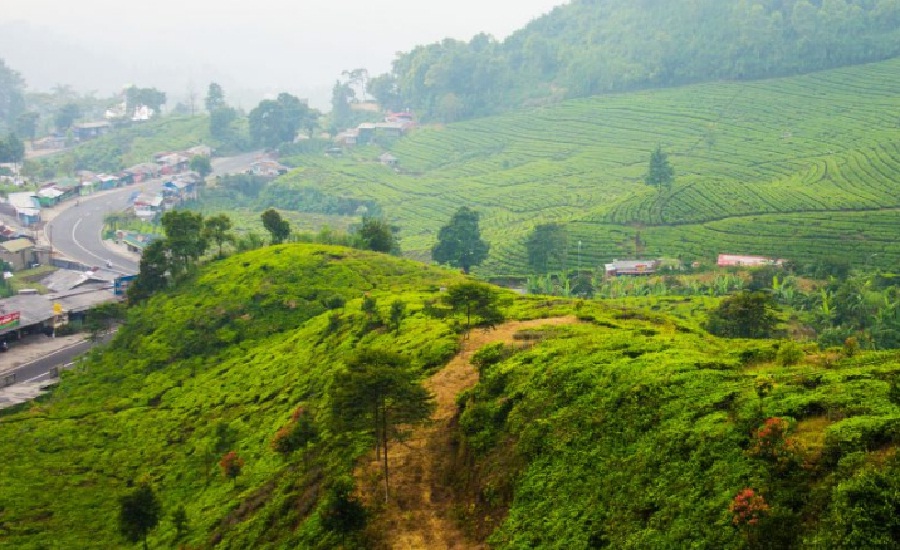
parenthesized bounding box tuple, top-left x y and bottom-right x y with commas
(273, 59, 900, 274)
(0, 245, 467, 549)
(458, 305, 900, 548)
(0, 246, 897, 548)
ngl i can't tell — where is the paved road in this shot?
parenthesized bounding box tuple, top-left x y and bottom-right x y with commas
(211, 151, 263, 176)
(2, 339, 94, 386)
(45, 151, 263, 276)
(47, 184, 159, 275)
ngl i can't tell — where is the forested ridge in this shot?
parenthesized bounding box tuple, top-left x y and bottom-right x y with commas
(370, 0, 900, 121)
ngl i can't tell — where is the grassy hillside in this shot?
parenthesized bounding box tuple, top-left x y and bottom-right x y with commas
(36, 115, 240, 174)
(272, 59, 900, 274)
(0, 246, 897, 548)
(457, 315, 900, 548)
(0, 245, 467, 549)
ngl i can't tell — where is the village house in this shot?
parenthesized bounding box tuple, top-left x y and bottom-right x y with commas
(132, 194, 164, 221)
(185, 145, 213, 158)
(154, 152, 190, 175)
(248, 160, 289, 177)
(6, 192, 41, 226)
(126, 162, 162, 183)
(717, 254, 782, 267)
(0, 238, 50, 271)
(72, 121, 111, 142)
(116, 231, 161, 254)
(379, 153, 398, 167)
(605, 259, 661, 277)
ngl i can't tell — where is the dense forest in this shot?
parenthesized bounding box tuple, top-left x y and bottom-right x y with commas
(368, 0, 900, 121)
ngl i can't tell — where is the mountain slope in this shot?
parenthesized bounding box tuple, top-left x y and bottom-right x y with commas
(0, 246, 898, 548)
(382, 0, 900, 121)
(275, 58, 900, 274)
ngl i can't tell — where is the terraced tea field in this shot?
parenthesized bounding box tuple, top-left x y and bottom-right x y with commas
(276, 58, 900, 274)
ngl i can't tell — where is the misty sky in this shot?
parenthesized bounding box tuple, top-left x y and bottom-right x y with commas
(1, 0, 567, 108)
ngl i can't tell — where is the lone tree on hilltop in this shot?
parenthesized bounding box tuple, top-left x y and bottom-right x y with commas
(443, 282, 505, 331)
(645, 144, 674, 189)
(118, 482, 162, 550)
(261, 208, 291, 244)
(330, 349, 434, 502)
(431, 206, 489, 274)
(354, 216, 399, 254)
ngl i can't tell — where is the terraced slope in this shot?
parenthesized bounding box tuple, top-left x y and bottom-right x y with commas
(276, 59, 900, 274)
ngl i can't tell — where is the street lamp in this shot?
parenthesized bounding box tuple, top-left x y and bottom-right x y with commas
(577, 240, 582, 271)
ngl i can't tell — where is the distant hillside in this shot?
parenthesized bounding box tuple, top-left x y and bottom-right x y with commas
(376, 0, 900, 121)
(0, 245, 898, 547)
(274, 58, 900, 274)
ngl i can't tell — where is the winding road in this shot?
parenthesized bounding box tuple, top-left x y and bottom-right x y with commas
(46, 151, 262, 275)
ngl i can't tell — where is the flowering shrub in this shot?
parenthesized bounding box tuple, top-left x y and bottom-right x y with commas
(271, 406, 318, 454)
(729, 488, 770, 526)
(219, 451, 244, 480)
(748, 417, 800, 466)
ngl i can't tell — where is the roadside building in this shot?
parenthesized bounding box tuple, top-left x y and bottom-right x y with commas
(72, 121, 111, 141)
(5, 192, 40, 226)
(604, 259, 661, 277)
(717, 254, 782, 267)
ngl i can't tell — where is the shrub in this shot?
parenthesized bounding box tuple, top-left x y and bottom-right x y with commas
(776, 341, 804, 366)
(729, 488, 770, 527)
(219, 451, 244, 481)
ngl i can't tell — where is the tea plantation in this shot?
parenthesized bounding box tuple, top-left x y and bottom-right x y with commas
(0, 245, 897, 548)
(272, 59, 900, 274)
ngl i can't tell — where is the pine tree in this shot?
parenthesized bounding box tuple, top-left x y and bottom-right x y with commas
(645, 145, 674, 189)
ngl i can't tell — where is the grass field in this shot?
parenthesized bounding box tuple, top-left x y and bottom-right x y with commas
(274, 58, 900, 274)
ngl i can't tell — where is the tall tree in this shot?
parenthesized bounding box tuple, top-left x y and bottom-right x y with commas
(330, 348, 434, 502)
(367, 73, 402, 112)
(127, 239, 169, 304)
(205, 82, 226, 113)
(525, 223, 569, 274)
(55, 103, 81, 131)
(0, 133, 24, 164)
(353, 216, 399, 254)
(443, 282, 505, 330)
(14, 112, 39, 143)
(645, 144, 674, 189)
(249, 93, 314, 148)
(209, 106, 237, 141)
(125, 86, 166, 117)
(261, 208, 290, 244)
(0, 59, 25, 127)
(189, 155, 212, 178)
(161, 211, 207, 277)
(118, 482, 162, 550)
(330, 80, 355, 132)
(431, 206, 490, 274)
(202, 214, 234, 257)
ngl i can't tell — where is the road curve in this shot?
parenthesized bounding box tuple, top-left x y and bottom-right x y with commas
(46, 151, 264, 275)
(47, 184, 160, 275)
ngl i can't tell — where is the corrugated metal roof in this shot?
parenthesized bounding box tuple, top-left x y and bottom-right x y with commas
(1, 238, 34, 253)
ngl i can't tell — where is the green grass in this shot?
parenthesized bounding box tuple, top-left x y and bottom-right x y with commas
(272, 58, 900, 274)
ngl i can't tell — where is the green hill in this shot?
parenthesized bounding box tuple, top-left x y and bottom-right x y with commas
(0, 245, 898, 548)
(271, 59, 900, 274)
(377, 0, 900, 121)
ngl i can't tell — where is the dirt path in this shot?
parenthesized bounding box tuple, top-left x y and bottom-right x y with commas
(358, 316, 578, 549)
